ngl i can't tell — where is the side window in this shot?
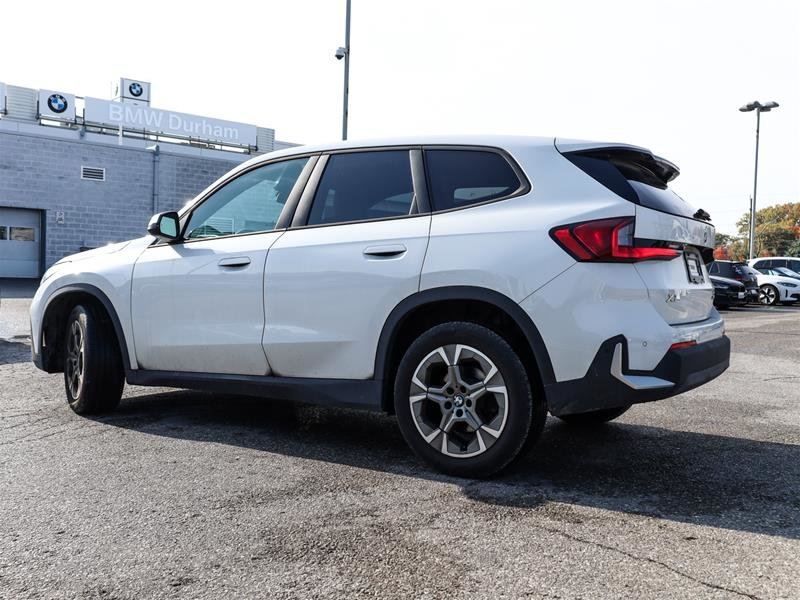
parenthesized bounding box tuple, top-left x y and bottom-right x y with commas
(425, 149, 522, 211)
(789, 260, 800, 272)
(9, 227, 35, 241)
(185, 157, 309, 240)
(709, 262, 718, 274)
(306, 151, 414, 226)
(774, 259, 787, 268)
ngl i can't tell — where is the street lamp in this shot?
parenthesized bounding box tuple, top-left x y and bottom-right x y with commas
(335, 0, 352, 140)
(739, 100, 779, 259)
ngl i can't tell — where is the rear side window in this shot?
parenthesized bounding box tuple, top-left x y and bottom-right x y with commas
(425, 149, 522, 211)
(307, 151, 413, 226)
(788, 260, 800, 272)
(565, 149, 698, 220)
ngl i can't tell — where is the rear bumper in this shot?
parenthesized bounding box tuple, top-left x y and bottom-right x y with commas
(545, 334, 730, 416)
(745, 287, 760, 302)
(714, 289, 747, 306)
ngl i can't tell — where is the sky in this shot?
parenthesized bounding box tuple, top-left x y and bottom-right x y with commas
(1, 0, 797, 234)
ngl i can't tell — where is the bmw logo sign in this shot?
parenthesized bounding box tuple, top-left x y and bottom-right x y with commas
(47, 94, 68, 114)
(129, 82, 143, 97)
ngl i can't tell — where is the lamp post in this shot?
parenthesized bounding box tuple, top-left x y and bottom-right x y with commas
(335, 0, 352, 140)
(739, 100, 779, 259)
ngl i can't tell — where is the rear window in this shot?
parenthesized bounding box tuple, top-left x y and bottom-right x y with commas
(307, 151, 414, 226)
(425, 149, 523, 211)
(712, 262, 750, 278)
(565, 149, 698, 220)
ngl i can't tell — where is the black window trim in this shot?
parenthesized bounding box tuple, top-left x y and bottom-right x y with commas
(422, 144, 531, 215)
(150, 143, 532, 244)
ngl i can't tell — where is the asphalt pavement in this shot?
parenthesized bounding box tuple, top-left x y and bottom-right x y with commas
(1, 290, 799, 599)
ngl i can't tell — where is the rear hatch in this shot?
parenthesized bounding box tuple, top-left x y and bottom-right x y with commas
(556, 140, 715, 325)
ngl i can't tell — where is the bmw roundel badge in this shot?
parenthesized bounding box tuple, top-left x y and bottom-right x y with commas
(47, 94, 68, 114)
(129, 82, 143, 97)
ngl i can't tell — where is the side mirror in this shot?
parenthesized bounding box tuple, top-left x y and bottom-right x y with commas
(147, 211, 180, 242)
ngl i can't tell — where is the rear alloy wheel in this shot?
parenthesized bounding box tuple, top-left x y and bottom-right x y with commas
(759, 284, 779, 306)
(394, 322, 545, 478)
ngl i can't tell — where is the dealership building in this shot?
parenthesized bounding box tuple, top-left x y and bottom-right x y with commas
(0, 78, 295, 278)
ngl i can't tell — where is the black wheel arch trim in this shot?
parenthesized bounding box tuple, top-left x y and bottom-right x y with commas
(374, 286, 556, 410)
(39, 283, 133, 372)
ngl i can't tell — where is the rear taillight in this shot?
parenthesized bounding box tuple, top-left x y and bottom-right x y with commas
(550, 217, 680, 262)
(670, 340, 697, 350)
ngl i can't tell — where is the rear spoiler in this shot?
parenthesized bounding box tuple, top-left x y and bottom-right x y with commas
(554, 139, 680, 184)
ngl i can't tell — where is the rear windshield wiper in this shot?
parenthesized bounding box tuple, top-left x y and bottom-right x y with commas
(693, 208, 711, 222)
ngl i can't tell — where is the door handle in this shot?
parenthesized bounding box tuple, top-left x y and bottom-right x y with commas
(363, 244, 407, 258)
(218, 256, 251, 268)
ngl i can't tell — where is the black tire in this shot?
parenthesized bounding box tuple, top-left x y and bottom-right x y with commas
(63, 304, 124, 415)
(393, 322, 546, 478)
(759, 284, 779, 306)
(556, 405, 631, 426)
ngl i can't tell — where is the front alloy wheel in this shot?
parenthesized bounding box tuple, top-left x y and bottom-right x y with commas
(394, 322, 546, 478)
(759, 284, 779, 306)
(63, 304, 124, 415)
(65, 320, 85, 399)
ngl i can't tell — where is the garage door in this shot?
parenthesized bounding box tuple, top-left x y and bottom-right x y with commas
(0, 208, 42, 278)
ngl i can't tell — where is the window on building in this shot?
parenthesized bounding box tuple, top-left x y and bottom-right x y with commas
(9, 227, 34, 241)
(185, 157, 309, 240)
(0, 226, 7, 240)
(306, 151, 414, 226)
(425, 149, 522, 211)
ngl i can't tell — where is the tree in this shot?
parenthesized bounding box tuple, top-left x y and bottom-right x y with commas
(786, 239, 800, 258)
(735, 202, 800, 257)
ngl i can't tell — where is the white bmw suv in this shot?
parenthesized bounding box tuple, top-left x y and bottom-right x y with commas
(30, 136, 729, 477)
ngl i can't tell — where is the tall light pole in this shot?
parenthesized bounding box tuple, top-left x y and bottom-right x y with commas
(335, 0, 352, 140)
(739, 100, 779, 259)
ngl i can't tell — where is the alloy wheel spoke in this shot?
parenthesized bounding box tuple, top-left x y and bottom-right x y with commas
(463, 408, 483, 432)
(480, 424, 502, 439)
(427, 391, 449, 406)
(441, 412, 458, 433)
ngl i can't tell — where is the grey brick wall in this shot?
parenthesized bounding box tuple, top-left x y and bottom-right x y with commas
(0, 131, 243, 268)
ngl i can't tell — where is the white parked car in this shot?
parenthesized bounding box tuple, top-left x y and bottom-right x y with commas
(749, 256, 800, 274)
(30, 136, 729, 477)
(749, 266, 800, 305)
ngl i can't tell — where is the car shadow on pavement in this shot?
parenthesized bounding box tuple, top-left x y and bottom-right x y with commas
(96, 389, 800, 540)
(0, 339, 33, 364)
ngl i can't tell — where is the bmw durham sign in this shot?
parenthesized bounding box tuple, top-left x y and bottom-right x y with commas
(84, 97, 257, 147)
(38, 89, 76, 122)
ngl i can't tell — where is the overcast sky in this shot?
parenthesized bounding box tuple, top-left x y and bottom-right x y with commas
(2, 0, 797, 233)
